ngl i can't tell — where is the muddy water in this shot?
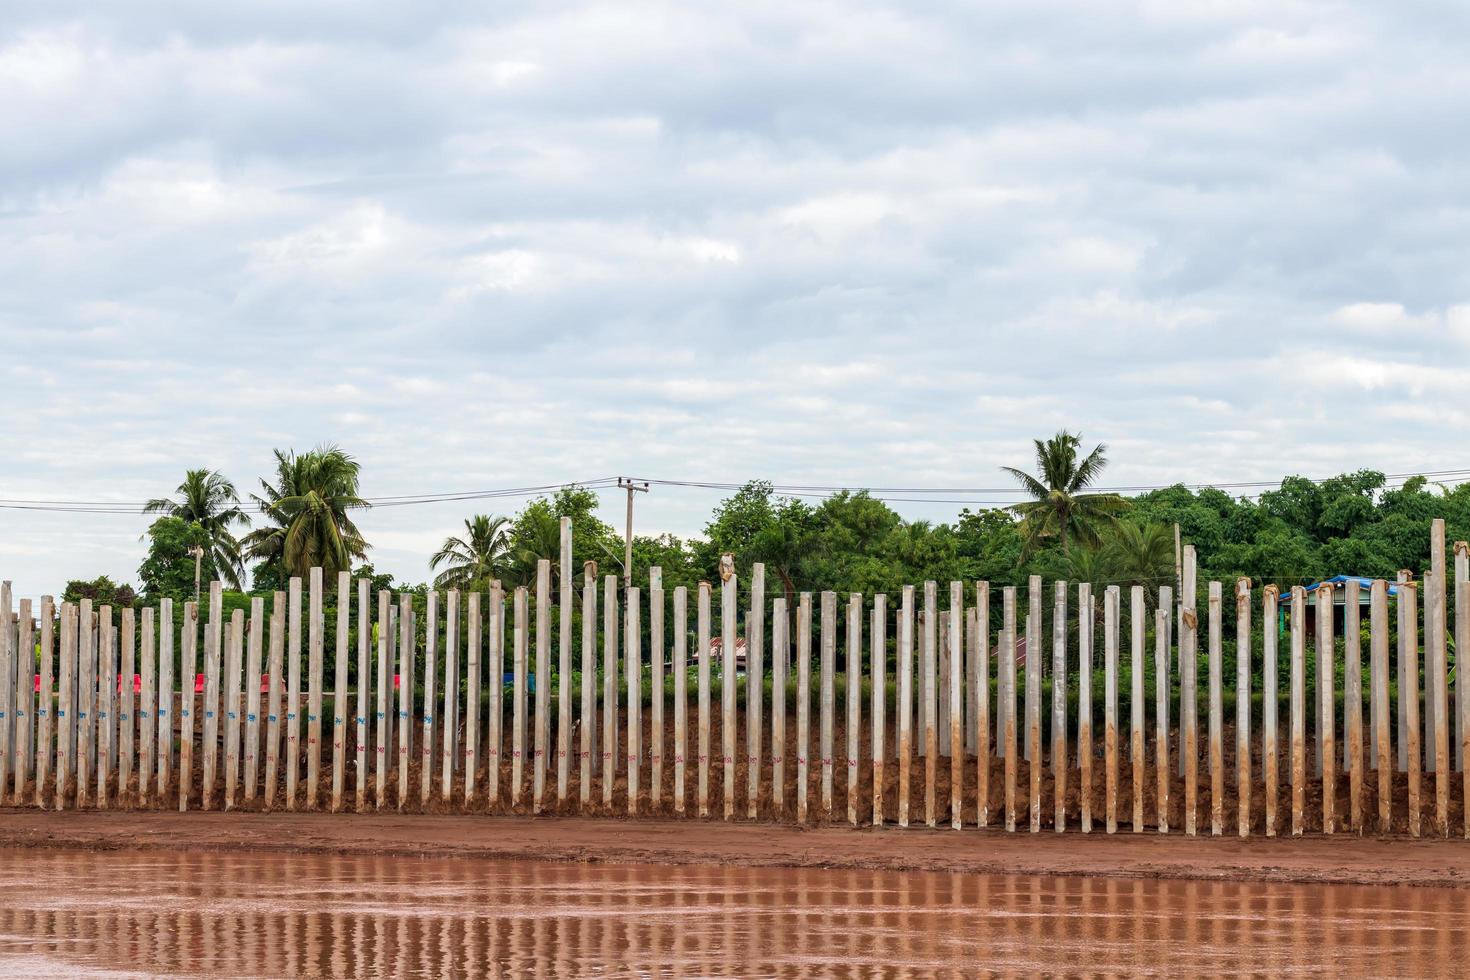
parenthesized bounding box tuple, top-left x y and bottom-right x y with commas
(0, 850, 1466, 977)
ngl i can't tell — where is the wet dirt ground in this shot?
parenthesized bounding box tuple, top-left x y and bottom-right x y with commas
(1, 847, 1467, 976)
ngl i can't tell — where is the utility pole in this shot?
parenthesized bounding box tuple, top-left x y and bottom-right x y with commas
(617, 478, 650, 591)
(1174, 522, 1182, 610)
(189, 544, 205, 605)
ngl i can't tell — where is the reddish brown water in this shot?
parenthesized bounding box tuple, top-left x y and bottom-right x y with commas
(0, 850, 1466, 977)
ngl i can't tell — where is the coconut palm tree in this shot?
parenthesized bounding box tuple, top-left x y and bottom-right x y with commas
(1001, 430, 1127, 556)
(243, 445, 369, 582)
(430, 515, 512, 590)
(143, 468, 249, 589)
(1106, 521, 1176, 597)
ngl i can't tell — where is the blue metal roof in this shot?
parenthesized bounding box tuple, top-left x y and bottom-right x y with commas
(1278, 575, 1401, 601)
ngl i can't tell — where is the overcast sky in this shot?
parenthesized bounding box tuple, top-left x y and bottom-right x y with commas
(3, 1, 1469, 599)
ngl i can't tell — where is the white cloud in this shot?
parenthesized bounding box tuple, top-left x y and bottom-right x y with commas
(2, 1, 1470, 598)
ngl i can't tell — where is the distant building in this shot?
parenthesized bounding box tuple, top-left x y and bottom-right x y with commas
(709, 636, 747, 671)
(1276, 575, 1403, 633)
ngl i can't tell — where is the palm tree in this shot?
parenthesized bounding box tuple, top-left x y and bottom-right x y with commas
(243, 445, 370, 581)
(430, 515, 512, 590)
(143, 468, 249, 589)
(1001, 430, 1127, 556)
(1106, 521, 1176, 597)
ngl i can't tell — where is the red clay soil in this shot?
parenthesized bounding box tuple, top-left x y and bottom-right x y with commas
(4, 808, 1470, 889)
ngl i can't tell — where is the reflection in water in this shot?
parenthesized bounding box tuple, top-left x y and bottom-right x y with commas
(0, 848, 1467, 977)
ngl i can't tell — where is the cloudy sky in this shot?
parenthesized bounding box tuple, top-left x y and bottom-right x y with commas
(2, 1, 1469, 599)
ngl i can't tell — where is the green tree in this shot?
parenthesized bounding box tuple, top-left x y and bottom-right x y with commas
(142, 468, 249, 588)
(430, 515, 512, 590)
(138, 516, 216, 600)
(504, 487, 620, 588)
(63, 575, 137, 608)
(1104, 521, 1176, 599)
(702, 481, 819, 607)
(1002, 430, 1127, 555)
(243, 444, 370, 583)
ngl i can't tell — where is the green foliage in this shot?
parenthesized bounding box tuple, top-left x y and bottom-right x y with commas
(1002, 430, 1128, 555)
(431, 514, 512, 591)
(137, 516, 214, 601)
(62, 575, 136, 608)
(142, 468, 248, 588)
(243, 444, 369, 582)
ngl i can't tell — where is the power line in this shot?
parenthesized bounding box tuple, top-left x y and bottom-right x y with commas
(0, 467, 1464, 516)
(632, 467, 1470, 497)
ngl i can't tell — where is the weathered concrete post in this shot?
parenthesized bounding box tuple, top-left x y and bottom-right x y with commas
(1130, 585, 1145, 833)
(40, 597, 58, 807)
(698, 581, 712, 818)
(1053, 581, 1068, 832)
(1103, 586, 1119, 834)
(441, 590, 458, 805)
(581, 569, 597, 807)
(157, 598, 173, 798)
(651, 568, 665, 810)
(117, 606, 133, 805)
(77, 598, 94, 809)
(201, 588, 222, 811)
(1344, 578, 1363, 833)
(1003, 586, 1018, 833)
(1155, 588, 1172, 833)
(849, 592, 864, 827)
(628, 586, 642, 816)
(397, 594, 413, 810)
(1262, 586, 1278, 837)
(821, 590, 837, 820)
(1235, 578, 1251, 837)
(225, 608, 244, 810)
(0, 584, 12, 801)
(331, 573, 348, 813)
(352, 582, 368, 811)
(533, 561, 551, 811)
(97, 606, 114, 808)
(1456, 544, 1469, 778)
(948, 583, 963, 830)
(673, 584, 688, 814)
(896, 587, 912, 828)
(285, 577, 302, 810)
(1207, 581, 1224, 837)
(1181, 547, 1198, 837)
(1398, 569, 1411, 773)
(1026, 578, 1041, 831)
(772, 595, 788, 812)
(871, 594, 886, 827)
(307, 569, 324, 810)
(975, 583, 991, 829)
(1371, 580, 1391, 833)
(747, 565, 764, 819)
(1290, 586, 1306, 836)
(370, 590, 388, 811)
(1430, 549, 1450, 835)
(923, 581, 938, 828)
(1402, 578, 1421, 837)
(720, 570, 736, 820)
(558, 518, 573, 804)
(796, 591, 812, 824)
(602, 575, 618, 807)
(1078, 583, 1093, 833)
(513, 586, 528, 806)
(1318, 582, 1336, 834)
(420, 591, 438, 804)
(56, 603, 76, 809)
(473, 587, 490, 811)
(177, 601, 198, 812)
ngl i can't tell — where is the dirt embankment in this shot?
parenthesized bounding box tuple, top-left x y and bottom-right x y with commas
(4, 809, 1470, 889)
